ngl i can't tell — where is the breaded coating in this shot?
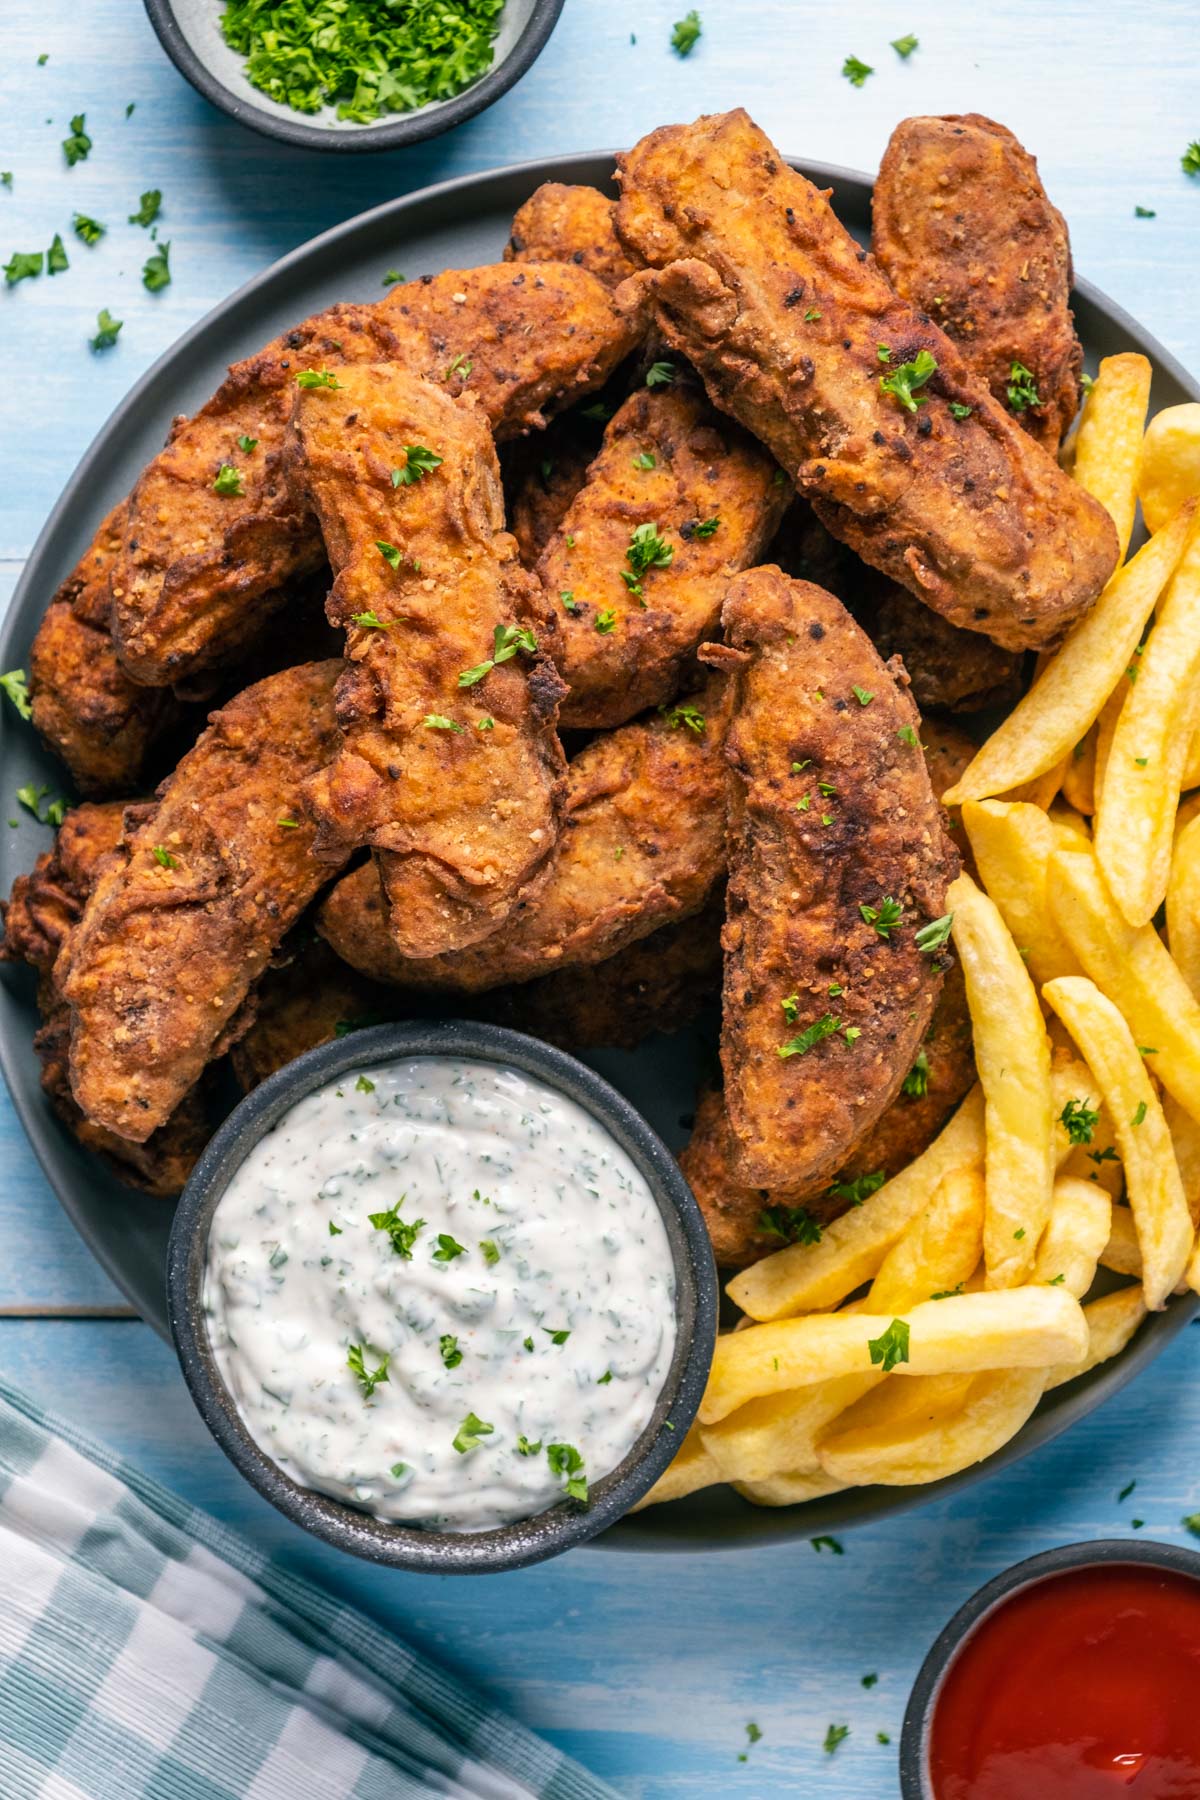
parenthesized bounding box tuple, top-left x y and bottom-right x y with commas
(506, 182, 640, 289)
(615, 109, 1117, 651)
(873, 115, 1082, 451)
(504, 415, 601, 569)
(538, 375, 787, 726)
(681, 962, 973, 1265)
(2, 802, 127, 976)
(230, 932, 402, 1091)
(489, 894, 725, 1050)
(704, 567, 957, 1192)
(288, 365, 567, 958)
(316, 674, 732, 991)
(29, 505, 179, 794)
(59, 661, 345, 1142)
(110, 265, 643, 687)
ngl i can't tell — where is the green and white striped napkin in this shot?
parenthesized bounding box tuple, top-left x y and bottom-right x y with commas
(0, 1378, 618, 1800)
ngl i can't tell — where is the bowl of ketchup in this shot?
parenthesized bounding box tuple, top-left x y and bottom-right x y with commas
(900, 1539, 1200, 1800)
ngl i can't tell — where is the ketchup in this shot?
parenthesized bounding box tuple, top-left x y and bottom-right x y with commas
(928, 1564, 1200, 1799)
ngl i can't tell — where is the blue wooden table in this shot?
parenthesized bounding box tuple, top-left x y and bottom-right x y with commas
(2, 2, 1199, 1792)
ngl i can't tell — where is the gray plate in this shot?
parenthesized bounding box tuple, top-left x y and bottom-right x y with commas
(2, 152, 1198, 1551)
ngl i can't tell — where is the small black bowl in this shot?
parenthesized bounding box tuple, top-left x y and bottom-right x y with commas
(900, 1537, 1200, 1796)
(167, 1020, 717, 1573)
(143, 0, 565, 154)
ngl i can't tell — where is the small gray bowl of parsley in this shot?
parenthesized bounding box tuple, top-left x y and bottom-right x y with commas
(143, 0, 565, 152)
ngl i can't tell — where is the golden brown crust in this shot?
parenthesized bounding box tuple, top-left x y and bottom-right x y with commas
(537, 377, 786, 727)
(709, 567, 957, 1192)
(872, 114, 1082, 452)
(505, 183, 640, 289)
(230, 932, 403, 1090)
(316, 673, 732, 991)
(505, 426, 598, 569)
(859, 576, 1024, 714)
(287, 364, 567, 958)
(1, 802, 127, 974)
(614, 109, 1117, 651)
(59, 661, 345, 1142)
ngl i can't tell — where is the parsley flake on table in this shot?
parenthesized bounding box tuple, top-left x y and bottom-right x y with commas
(670, 10, 702, 55)
(89, 308, 123, 351)
(868, 1319, 910, 1373)
(62, 114, 91, 167)
(142, 241, 171, 293)
(824, 1724, 850, 1755)
(1183, 1513, 1200, 1537)
(458, 621, 538, 686)
(1060, 1098, 1099, 1144)
(779, 1012, 840, 1058)
(842, 54, 873, 87)
(901, 1049, 929, 1098)
(758, 1205, 823, 1246)
(296, 368, 340, 390)
(860, 896, 903, 939)
(452, 1411, 494, 1454)
(1135, 205, 1157, 218)
(72, 213, 105, 246)
(880, 348, 937, 412)
(1118, 1479, 1137, 1502)
(393, 444, 443, 484)
(129, 189, 162, 228)
(547, 1441, 588, 1502)
(439, 1333, 463, 1369)
(645, 360, 676, 388)
(861, 1671, 879, 1687)
(0, 173, 10, 190)
(1182, 142, 1200, 177)
(46, 233, 69, 276)
(1007, 360, 1041, 411)
(347, 1343, 390, 1400)
(213, 463, 244, 497)
(0, 670, 32, 720)
(811, 1535, 844, 1554)
(4, 250, 43, 286)
(891, 32, 919, 56)
(368, 1202, 424, 1258)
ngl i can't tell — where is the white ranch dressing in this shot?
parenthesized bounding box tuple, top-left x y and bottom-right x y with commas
(204, 1056, 677, 1532)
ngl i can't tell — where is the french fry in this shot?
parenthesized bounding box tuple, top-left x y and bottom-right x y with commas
(631, 1423, 723, 1509)
(962, 801, 1084, 988)
(866, 1165, 986, 1312)
(1048, 803, 1092, 844)
(1167, 813, 1200, 997)
(948, 872, 1054, 1287)
(1042, 976, 1194, 1307)
(700, 1376, 870, 1484)
(1043, 1284, 1149, 1388)
(1030, 1175, 1112, 1297)
(1139, 401, 1200, 534)
(1094, 509, 1200, 925)
(726, 1087, 985, 1323)
(942, 504, 1195, 804)
(1091, 683, 1128, 815)
(1101, 1206, 1141, 1278)
(1166, 1097, 1200, 1224)
(1070, 353, 1153, 560)
(1050, 1056, 1117, 1189)
(733, 1470, 848, 1508)
(1060, 729, 1096, 815)
(698, 1288, 1088, 1425)
(1049, 847, 1200, 1123)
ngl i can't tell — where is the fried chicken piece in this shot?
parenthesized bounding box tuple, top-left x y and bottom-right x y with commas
(58, 660, 345, 1142)
(703, 566, 957, 1191)
(615, 109, 1117, 652)
(288, 365, 567, 957)
(539, 374, 786, 726)
(681, 961, 973, 1265)
(506, 182, 640, 289)
(229, 932, 403, 1090)
(316, 673, 731, 991)
(489, 893, 724, 1050)
(873, 115, 1082, 453)
(2, 801, 127, 975)
(110, 265, 643, 687)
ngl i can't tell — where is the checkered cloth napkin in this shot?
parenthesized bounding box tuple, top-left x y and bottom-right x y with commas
(0, 1379, 618, 1800)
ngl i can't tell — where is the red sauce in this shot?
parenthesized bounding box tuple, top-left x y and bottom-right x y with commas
(928, 1564, 1200, 1799)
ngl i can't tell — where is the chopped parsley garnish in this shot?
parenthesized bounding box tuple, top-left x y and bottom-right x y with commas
(1007, 360, 1041, 412)
(213, 463, 244, 497)
(670, 10, 702, 54)
(633, 450, 656, 470)
(828, 1170, 885, 1205)
(390, 1461, 408, 1478)
(660, 700, 705, 733)
(479, 1238, 500, 1265)
(580, 401, 611, 422)
(72, 213, 105, 246)
(804, 307, 821, 322)
(516, 1435, 542, 1456)
(842, 55, 872, 86)
(779, 1013, 840, 1058)
(152, 845, 177, 869)
(931, 1283, 965, 1300)
(0, 173, 10, 189)
(354, 1073, 375, 1093)
(860, 896, 903, 939)
(142, 241, 171, 293)
(645, 360, 676, 388)
(445, 352, 473, 381)
(901, 1049, 929, 1099)
(878, 1732, 892, 1746)
(433, 1232, 466, 1261)
(867, 1318, 910, 1373)
(843, 1025, 861, 1044)
(62, 114, 92, 167)
(1135, 205, 1156, 218)
(626, 520, 674, 581)
(852, 684, 874, 706)
(523, 1336, 534, 1352)
(458, 621, 539, 686)
(0, 670, 32, 720)
(693, 516, 720, 537)
(811, 1535, 843, 1554)
(452, 1411, 494, 1454)
(1060, 1098, 1099, 1145)
(296, 368, 340, 390)
(393, 444, 443, 484)
(543, 1327, 571, 1345)
(824, 1724, 850, 1755)
(547, 1441, 588, 1502)
(476, 716, 494, 731)
(1182, 142, 1200, 178)
(439, 1333, 463, 1369)
(949, 402, 974, 420)
(351, 610, 386, 631)
(915, 913, 954, 954)
(373, 540, 403, 571)
(383, 269, 404, 286)
(276, 817, 300, 829)
(1014, 1228, 1026, 1241)
(129, 189, 162, 228)
(328, 1220, 342, 1236)
(1118, 1479, 1137, 1502)
(347, 1343, 390, 1400)
(879, 348, 937, 412)
(368, 1202, 424, 1259)
(897, 724, 920, 747)
(597, 1370, 613, 1385)
(759, 1205, 823, 1246)
(4, 251, 43, 286)
(423, 714, 461, 732)
(15, 785, 64, 826)
(1183, 1512, 1200, 1537)
(891, 32, 918, 55)
(595, 609, 617, 633)
(238, 434, 258, 453)
(1131, 1100, 1148, 1127)
(781, 994, 799, 1023)
(861, 1672, 879, 1688)
(46, 233, 68, 276)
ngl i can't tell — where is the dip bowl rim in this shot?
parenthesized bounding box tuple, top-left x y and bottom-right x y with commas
(166, 1018, 718, 1573)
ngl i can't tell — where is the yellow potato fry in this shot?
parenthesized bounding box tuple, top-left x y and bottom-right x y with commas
(943, 504, 1195, 803)
(1091, 683, 1128, 815)
(1071, 353, 1153, 559)
(700, 1376, 869, 1484)
(733, 1470, 848, 1508)
(1003, 761, 1066, 811)
(631, 1423, 722, 1509)
(866, 1165, 986, 1313)
(1165, 1097, 1200, 1224)
(1042, 975, 1194, 1307)
(1060, 730, 1096, 815)
(1051, 1056, 1119, 1191)
(1094, 510, 1200, 925)
(1048, 803, 1091, 844)
(1139, 401, 1200, 534)
(698, 1288, 1088, 1424)
(948, 872, 1054, 1287)
(1049, 847, 1200, 1122)
(1032, 1175, 1111, 1297)
(818, 1366, 1045, 1487)
(1186, 1230, 1200, 1295)
(962, 801, 1084, 989)
(1043, 1284, 1148, 1389)
(1177, 793, 1200, 834)
(1101, 1206, 1141, 1278)
(1167, 813, 1200, 997)
(726, 1087, 985, 1323)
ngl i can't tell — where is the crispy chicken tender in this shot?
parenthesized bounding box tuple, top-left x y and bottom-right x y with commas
(703, 566, 957, 1192)
(504, 416, 602, 569)
(2, 802, 212, 1196)
(681, 962, 973, 1265)
(230, 932, 402, 1090)
(538, 376, 787, 726)
(316, 674, 732, 991)
(110, 265, 643, 687)
(506, 182, 640, 289)
(873, 115, 1082, 453)
(29, 505, 179, 793)
(58, 661, 345, 1143)
(615, 109, 1117, 652)
(288, 365, 567, 958)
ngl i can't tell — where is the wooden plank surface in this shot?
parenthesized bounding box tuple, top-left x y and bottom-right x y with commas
(1, 0, 1199, 1792)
